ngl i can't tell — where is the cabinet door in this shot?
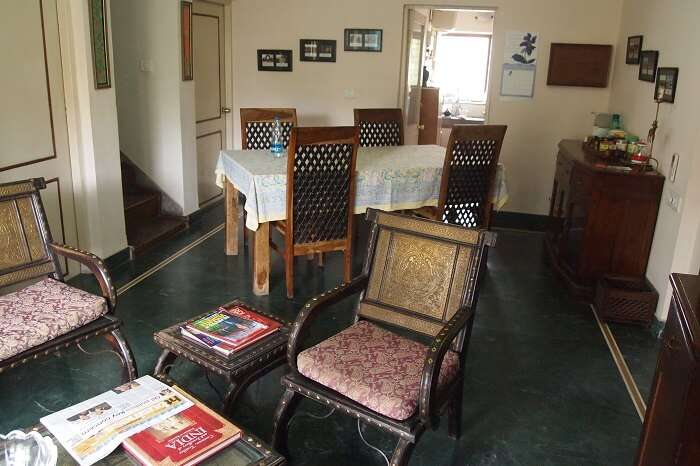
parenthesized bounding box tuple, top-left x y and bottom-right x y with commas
(560, 168, 590, 277)
(636, 299, 694, 466)
(546, 154, 571, 243)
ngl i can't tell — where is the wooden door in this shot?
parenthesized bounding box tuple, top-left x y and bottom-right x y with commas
(0, 0, 78, 276)
(193, 1, 226, 207)
(402, 9, 427, 145)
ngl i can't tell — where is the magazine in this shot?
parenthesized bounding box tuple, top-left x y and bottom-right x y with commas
(40, 376, 193, 466)
(123, 386, 241, 466)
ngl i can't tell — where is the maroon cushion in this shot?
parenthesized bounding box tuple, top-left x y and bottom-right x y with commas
(297, 320, 459, 420)
(0, 278, 107, 361)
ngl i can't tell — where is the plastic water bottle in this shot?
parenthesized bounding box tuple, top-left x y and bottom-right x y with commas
(270, 116, 284, 157)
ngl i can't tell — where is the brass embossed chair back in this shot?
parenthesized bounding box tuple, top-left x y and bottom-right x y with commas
(354, 108, 404, 147)
(0, 178, 60, 289)
(438, 125, 507, 228)
(240, 108, 297, 150)
(358, 210, 490, 341)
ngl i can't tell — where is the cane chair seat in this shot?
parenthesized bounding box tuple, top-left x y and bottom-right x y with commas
(297, 320, 459, 420)
(0, 278, 107, 360)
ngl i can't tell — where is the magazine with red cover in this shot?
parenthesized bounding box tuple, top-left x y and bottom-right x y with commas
(122, 387, 241, 466)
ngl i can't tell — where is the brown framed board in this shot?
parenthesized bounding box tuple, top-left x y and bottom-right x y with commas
(546, 43, 613, 88)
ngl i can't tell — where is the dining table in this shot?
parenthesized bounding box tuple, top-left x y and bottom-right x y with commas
(215, 144, 508, 296)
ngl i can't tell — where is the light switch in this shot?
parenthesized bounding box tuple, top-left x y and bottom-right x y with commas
(139, 59, 154, 72)
(667, 190, 682, 212)
(343, 89, 356, 99)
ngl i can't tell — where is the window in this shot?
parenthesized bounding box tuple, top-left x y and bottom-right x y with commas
(432, 34, 491, 103)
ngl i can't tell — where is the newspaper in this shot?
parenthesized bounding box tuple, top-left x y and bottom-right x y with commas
(40, 376, 193, 466)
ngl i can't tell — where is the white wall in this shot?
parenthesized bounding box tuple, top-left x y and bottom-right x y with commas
(230, 0, 623, 216)
(57, 0, 128, 259)
(609, 0, 700, 319)
(110, 0, 198, 215)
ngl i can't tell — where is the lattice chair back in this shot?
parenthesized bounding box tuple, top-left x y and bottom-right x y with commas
(286, 127, 359, 249)
(0, 178, 61, 289)
(358, 209, 494, 345)
(354, 108, 404, 147)
(240, 108, 297, 150)
(438, 125, 507, 229)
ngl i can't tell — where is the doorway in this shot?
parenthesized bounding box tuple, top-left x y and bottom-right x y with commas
(399, 7, 495, 146)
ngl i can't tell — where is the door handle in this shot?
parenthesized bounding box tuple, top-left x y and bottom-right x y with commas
(222, 107, 232, 114)
(418, 124, 425, 130)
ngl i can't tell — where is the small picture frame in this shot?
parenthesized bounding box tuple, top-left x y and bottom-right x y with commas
(625, 35, 643, 64)
(180, 1, 193, 81)
(88, 0, 111, 88)
(655, 67, 679, 103)
(258, 49, 293, 72)
(344, 29, 383, 52)
(638, 50, 659, 82)
(300, 39, 336, 62)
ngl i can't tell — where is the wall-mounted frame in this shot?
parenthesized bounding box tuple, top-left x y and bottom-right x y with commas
(258, 50, 293, 72)
(655, 67, 679, 103)
(344, 29, 383, 52)
(300, 39, 336, 62)
(638, 50, 659, 82)
(180, 1, 193, 81)
(625, 35, 643, 64)
(546, 43, 613, 88)
(88, 0, 111, 89)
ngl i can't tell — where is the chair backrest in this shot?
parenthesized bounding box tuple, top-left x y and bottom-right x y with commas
(286, 127, 359, 250)
(438, 125, 507, 229)
(354, 108, 404, 147)
(357, 209, 493, 342)
(0, 178, 61, 289)
(240, 108, 298, 150)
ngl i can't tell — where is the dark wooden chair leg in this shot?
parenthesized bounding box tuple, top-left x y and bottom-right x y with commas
(285, 255, 294, 299)
(271, 388, 302, 458)
(343, 249, 352, 283)
(317, 253, 324, 267)
(448, 386, 464, 439)
(390, 438, 416, 466)
(104, 328, 138, 383)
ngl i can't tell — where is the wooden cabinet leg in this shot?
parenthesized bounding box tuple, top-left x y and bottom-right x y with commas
(225, 179, 239, 256)
(253, 222, 270, 295)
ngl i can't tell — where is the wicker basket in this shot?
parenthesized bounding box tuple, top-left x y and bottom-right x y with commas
(594, 274, 658, 325)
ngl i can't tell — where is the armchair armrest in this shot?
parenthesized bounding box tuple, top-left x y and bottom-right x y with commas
(287, 275, 369, 372)
(49, 243, 117, 311)
(418, 304, 474, 427)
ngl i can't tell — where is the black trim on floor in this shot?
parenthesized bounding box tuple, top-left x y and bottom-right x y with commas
(492, 211, 549, 231)
(189, 198, 224, 223)
(105, 246, 132, 270)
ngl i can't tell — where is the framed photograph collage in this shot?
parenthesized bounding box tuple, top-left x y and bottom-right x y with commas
(627, 34, 680, 103)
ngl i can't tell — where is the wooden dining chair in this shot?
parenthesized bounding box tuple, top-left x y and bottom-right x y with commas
(270, 126, 359, 298)
(354, 108, 404, 147)
(240, 108, 298, 150)
(415, 125, 507, 229)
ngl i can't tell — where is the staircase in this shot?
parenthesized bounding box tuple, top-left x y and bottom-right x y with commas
(121, 158, 188, 255)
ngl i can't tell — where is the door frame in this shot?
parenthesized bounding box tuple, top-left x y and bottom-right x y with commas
(397, 5, 497, 124)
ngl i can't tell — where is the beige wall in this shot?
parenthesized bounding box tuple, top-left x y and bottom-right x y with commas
(111, 0, 198, 215)
(230, 0, 623, 215)
(609, 0, 700, 319)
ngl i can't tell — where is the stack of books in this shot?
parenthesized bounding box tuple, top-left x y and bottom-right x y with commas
(180, 303, 282, 357)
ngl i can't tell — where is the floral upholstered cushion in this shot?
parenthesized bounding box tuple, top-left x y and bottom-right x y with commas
(0, 278, 107, 361)
(297, 320, 459, 421)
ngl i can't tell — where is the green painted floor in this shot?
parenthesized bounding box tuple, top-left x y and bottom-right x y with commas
(0, 204, 658, 465)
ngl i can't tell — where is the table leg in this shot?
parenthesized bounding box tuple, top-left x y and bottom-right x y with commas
(153, 349, 178, 376)
(225, 179, 239, 256)
(253, 222, 270, 295)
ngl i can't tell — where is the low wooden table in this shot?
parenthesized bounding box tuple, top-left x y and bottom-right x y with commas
(153, 301, 289, 415)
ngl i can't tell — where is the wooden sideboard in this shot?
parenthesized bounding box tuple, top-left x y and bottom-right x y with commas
(545, 140, 664, 298)
(635, 273, 700, 465)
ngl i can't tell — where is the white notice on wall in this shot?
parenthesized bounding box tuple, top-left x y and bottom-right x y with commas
(500, 31, 538, 99)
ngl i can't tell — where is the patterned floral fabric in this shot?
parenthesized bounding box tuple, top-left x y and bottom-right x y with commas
(297, 320, 459, 420)
(0, 278, 107, 361)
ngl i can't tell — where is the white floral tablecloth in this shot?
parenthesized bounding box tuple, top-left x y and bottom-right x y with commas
(215, 145, 508, 231)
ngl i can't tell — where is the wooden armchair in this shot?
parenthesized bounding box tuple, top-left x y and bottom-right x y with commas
(354, 108, 404, 147)
(416, 125, 507, 229)
(240, 108, 297, 150)
(271, 126, 359, 298)
(0, 179, 137, 383)
(271, 209, 495, 465)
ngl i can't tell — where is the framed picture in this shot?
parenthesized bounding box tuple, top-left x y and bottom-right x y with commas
(344, 29, 383, 52)
(257, 50, 293, 72)
(625, 35, 643, 64)
(300, 39, 336, 62)
(180, 1, 193, 81)
(655, 67, 679, 103)
(88, 0, 111, 89)
(638, 50, 659, 82)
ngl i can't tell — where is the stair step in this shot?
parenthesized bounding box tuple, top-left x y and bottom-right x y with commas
(126, 215, 188, 255)
(124, 191, 160, 226)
